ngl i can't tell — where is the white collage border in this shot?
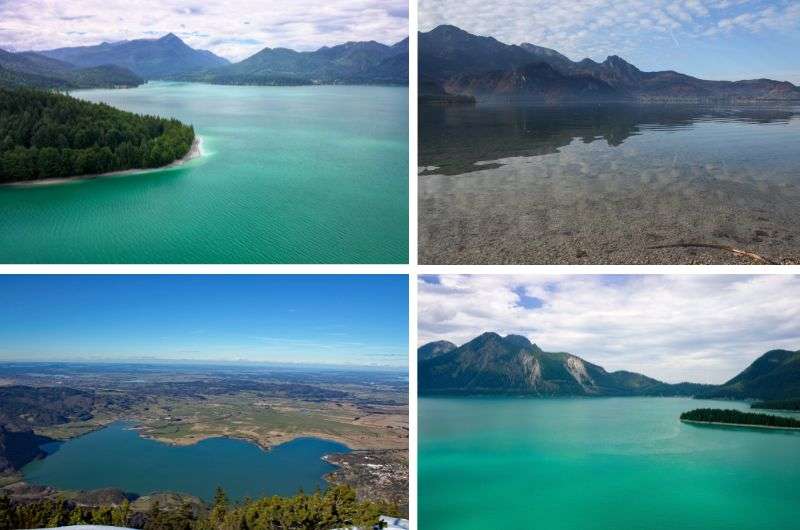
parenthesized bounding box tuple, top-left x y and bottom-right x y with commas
(3, 2, 800, 527)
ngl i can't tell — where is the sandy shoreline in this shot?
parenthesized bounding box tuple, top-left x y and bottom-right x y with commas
(681, 419, 800, 431)
(3, 135, 205, 188)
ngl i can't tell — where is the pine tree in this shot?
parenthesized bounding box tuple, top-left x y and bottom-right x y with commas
(68, 508, 86, 525)
(112, 499, 131, 527)
(144, 500, 164, 530)
(0, 493, 14, 530)
(210, 486, 228, 526)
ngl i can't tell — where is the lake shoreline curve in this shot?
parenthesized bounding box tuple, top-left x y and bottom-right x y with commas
(3, 136, 205, 188)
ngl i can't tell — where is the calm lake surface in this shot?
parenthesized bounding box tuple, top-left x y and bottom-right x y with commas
(0, 82, 408, 263)
(419, 397, 800, 530)
(419, 104, 800, 264)
(22, 422, 349, 501)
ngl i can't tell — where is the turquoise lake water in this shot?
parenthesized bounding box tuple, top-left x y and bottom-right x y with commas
(22, 422, 349, 501)
(419, 397, 800, 530)
(0, 82, 408, 263)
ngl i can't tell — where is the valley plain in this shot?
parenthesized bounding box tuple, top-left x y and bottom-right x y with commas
(0, 362, 409, 514)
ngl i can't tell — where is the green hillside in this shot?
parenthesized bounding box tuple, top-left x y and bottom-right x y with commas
(752, 398, 800, 411)
(0, 49, 142, 89)
(184, 39, 408, 86)
(701, 349, 800, 400)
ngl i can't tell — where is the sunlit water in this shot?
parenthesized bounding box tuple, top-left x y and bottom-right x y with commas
(419, 104, 800, 264)
(419, 397, 800, 530)
(0, 82, 408, 263)
(22, 422, 349, 501)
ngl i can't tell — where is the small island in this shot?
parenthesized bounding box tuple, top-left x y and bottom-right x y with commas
(0, 87, 195, 184)
(680, 408, 800, 430)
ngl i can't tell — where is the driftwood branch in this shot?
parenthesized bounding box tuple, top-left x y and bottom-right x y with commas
(646, 243, 778, 265)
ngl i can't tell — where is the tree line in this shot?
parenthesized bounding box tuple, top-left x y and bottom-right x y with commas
(751, 398, 800, 412)
(0, 485, 394, 530)
(680, 408, 800, 428)
(0, 87, 194, 183)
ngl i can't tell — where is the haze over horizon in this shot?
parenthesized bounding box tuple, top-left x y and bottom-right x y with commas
(0, 275, 409, 368)
(418, 275, 800, 384)
(0, 0, 409, 62)
(420, 0, 800, 84)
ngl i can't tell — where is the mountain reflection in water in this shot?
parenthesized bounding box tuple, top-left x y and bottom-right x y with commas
(419, 104, 800, 265)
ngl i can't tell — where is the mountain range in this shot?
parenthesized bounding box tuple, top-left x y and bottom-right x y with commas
(2, 33, 407, 89)
(39, 33, 230, 79)
(181, 38, 409, 85)
(418, 332, 711, 396)
(418, 332, 799, 399)
(419, 25, 800, 102)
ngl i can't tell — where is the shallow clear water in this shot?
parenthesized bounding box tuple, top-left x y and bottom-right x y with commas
(419, 397, 800, 530)
(22, 422, 349, 501)
(0, 82, 408, 263)
(419, 104, 800, 264)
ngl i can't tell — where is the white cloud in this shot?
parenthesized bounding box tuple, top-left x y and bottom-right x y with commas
(418, 275, 800, 384)
(705, 2, 800, 36)
(0, 0, 408, 61)
(419, 0, 800, 64)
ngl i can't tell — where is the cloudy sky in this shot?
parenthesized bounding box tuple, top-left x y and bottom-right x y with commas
(420, 0, 800, 83)
(0, 275, 408, 368)
(0, 0, 408, 61)
(418, 275, 800, 384)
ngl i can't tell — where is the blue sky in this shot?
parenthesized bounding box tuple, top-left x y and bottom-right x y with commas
(420, 0, 800, 84)
(0, 275, 408, 368)
(0, 0, 408, 61)
(419, 275, 800, 383)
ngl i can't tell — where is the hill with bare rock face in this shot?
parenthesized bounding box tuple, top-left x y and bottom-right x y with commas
(418, 332, 712, 396)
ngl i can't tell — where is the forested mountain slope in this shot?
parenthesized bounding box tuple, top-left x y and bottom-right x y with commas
(701, 349, 800, 400)
(39, 33, 229, 79)
(0, 49, 143, 89)
(185, 39, 408, 85)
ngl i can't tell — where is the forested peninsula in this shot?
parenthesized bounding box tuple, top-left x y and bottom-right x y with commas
(0, 87, 195, 184)
(680, 408, 800, 430)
